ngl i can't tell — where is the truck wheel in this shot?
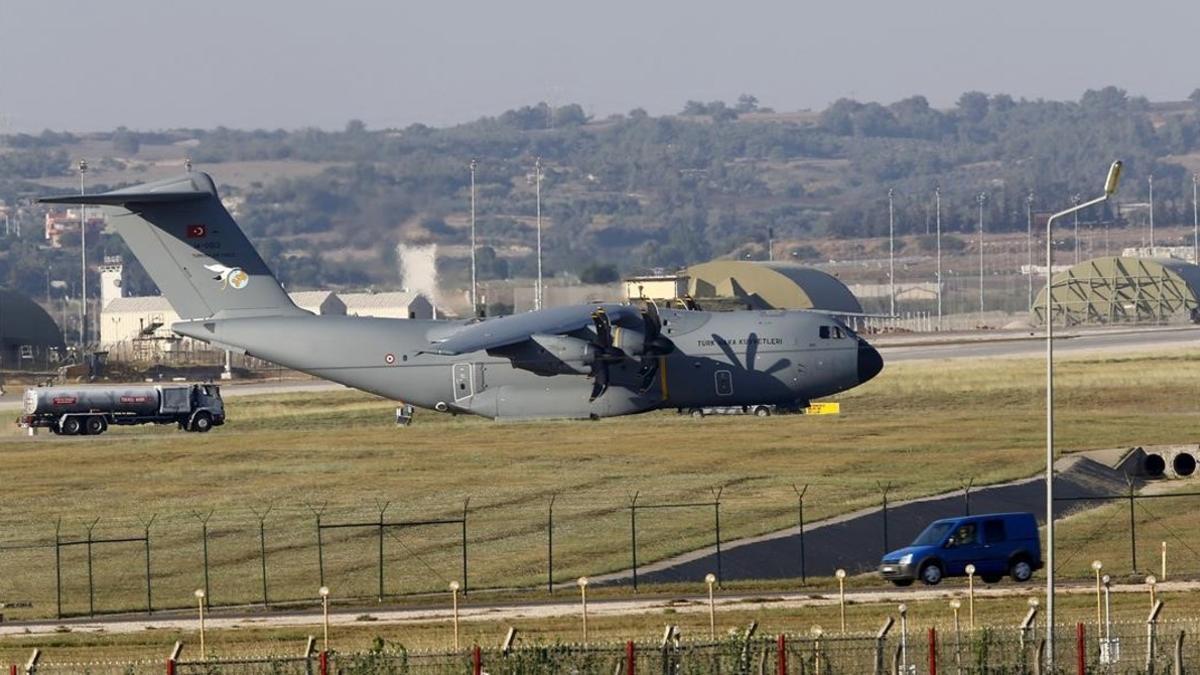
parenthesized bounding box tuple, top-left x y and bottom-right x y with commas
(60, 417, 82, 436)
(753, 406, 771, 417)
(84, 416, 106, 435)
(191, 412, 213, 433)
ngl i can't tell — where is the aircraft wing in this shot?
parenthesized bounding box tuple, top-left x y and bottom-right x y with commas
(425, 303, 637, 355)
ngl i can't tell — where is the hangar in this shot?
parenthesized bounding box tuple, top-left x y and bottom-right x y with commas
(0, 290, 65, 368)
(1033, 256, 1200, 326)
(685, 260, 863, 313)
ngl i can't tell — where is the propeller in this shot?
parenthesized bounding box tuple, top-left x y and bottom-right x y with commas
(587, 305, 676, 400)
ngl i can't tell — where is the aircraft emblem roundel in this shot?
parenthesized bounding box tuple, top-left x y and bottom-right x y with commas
(227, 269, 250, 290)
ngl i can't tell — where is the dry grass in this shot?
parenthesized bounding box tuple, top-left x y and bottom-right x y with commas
(0, 348, 1196, 622)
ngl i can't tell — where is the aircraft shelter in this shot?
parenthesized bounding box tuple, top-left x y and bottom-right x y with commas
(1032, 256, 1200, 327)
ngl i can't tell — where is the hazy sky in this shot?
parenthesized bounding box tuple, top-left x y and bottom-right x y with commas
(2, 0, 1197, 133)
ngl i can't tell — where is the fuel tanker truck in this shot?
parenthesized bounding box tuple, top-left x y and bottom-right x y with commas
(19, 383, 225, 435)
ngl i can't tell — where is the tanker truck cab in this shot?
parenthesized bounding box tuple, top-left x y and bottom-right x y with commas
(185, 384, 225, 432)
(878, 512, 1042, 586)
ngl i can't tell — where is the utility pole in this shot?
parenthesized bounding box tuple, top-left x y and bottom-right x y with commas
(935, 186, 943, 329)
(78, 159, 88, 350)
(534, 157, 544, 311)
(469, 159, 478, 316)
(1027, 192, 1035, 310)
(977, 192, 986, 320)
(1193, 174, 1198, 264)
(888, 188, 896, 317)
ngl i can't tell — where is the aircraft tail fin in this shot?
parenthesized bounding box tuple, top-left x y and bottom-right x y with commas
(42, 172, 303, 320)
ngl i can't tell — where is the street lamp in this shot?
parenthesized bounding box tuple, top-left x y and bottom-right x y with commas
(965, 564, 976, 631)
(468, 159, 478, 316)
(888, 188, 896, 317)
(194, 589, 206, 660)
(534, 157, 544, 311)
(1101, 574, 1113, 649)
(1091, 560, 1103, 631)
(1044, 161, 1123, 669)
(78, 159, 88, 349)
(811, 625, 824, 673)
(977, 192, 986, 322)
(449, 580, 461, 650)
(319, 586, 330, 654)
(835, 568, 847, 633)
(1146, 575, 1157, 608)
(898, 603, 909, 673)
(577, 576, 589, 645)
(935, 186, 943, 329)
(1027, 192, 1035, 311)
(950, 598, 962, 671)
(704, 573, 717, 639)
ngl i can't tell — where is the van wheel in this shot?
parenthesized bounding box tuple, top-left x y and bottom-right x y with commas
(753, 406, 771, 417)
(1010, 557, 1034, 582)
(84, 416, 106, 435)
(891, 579, 914, 587)
(60, 417, 82, 436)
(981, 574, 1003, 584)
(919, 561, 944, 585)
(191, 412, 213, 433)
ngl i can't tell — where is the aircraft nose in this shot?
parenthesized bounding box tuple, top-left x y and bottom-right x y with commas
(857, 339, 883, 383)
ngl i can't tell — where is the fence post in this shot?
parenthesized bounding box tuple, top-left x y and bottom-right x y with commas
(873, 616, 894, 675)
(1076, 623, 1085, 675)
(319, 650, 328, 675)
(713, 487, 723, 585)
(193, 511, 213, 608)
(1127, 476, 1138, 572)
(85, 517, 99, 616)
(878, 482, 892, 556)
(473, 645, 482, 675)
(777, 634, 787, 675)
(627, 640, 636, 675)
(165, 659, 175, 675)
(143, 516, 155, 615)
(928, 627, 937, 675)
(462, 497, 470, 596)
(53, 520, 61, 620)
(547, 494, 556, 594)
(1033, 640, 1045, 675)
(630, 492, 639, 592)
(792, 484, 808, 585)
(1173, 629, 1184, 675)
(1147, 600, 1164, 675)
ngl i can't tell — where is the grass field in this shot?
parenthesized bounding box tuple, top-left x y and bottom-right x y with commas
(0, 347, 1197, 622)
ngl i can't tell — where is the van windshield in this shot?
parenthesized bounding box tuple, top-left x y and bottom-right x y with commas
(911, 521, 955, 547)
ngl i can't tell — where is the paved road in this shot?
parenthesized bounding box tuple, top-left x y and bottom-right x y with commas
(878, 326, 1200, 362)
(1, 578, 1192, 638)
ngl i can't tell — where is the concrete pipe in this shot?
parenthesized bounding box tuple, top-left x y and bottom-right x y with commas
(1171, 452, 1196, 478)
(1144, 453, 1166, 477)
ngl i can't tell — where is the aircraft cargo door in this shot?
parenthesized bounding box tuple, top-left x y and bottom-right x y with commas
(715, 369, 734, 397)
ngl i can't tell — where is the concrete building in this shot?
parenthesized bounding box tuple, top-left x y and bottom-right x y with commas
(288, 291, 346, 316)
(0, 290, 66, 368)
(622, 274, 689, 303)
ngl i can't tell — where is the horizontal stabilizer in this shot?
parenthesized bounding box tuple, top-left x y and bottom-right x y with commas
(40, 191, 207, 206)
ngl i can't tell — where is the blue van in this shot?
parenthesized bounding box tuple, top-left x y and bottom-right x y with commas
(878, 512, 1042, 586)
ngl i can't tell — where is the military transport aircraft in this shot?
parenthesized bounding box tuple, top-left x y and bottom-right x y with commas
(43, 173, 882, 420)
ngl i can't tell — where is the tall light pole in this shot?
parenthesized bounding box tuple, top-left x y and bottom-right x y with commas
(534, 157, 544, 311)
(888, 188, 896, 317)
(935, 186, 942, 329)
(1148, 174, 1154, 251)
(319, 586, 330, 653)
(977, 192, 986, 321)
(577, 576, 589, 645)
(1043, 161, 1123, 670)
(1027, 192, 1035, 310)
(78, 159, 88, 350)
(469, 159, 478, 316)
(1192, 174, 1198, 264)
(1072, 195, 1081, 265)
(194, 589, 206, 660)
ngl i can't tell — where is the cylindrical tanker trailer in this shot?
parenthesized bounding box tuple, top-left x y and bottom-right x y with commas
(19, 383, 225, 435)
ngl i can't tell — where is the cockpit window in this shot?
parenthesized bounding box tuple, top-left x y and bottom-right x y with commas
(833, 327, 843, 339)
(819, 326, 830, 339)
(819, 325, 844, 339)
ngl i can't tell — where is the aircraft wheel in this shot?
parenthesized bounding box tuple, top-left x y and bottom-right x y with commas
(60, 416, 83, 436)
(84, 416, 106, 435)
(753, 406, 771, 417)
(689, 408, 704, 418)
